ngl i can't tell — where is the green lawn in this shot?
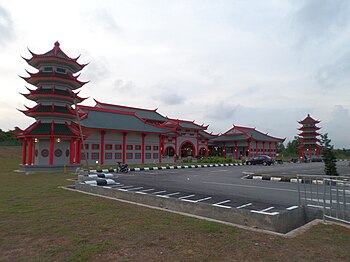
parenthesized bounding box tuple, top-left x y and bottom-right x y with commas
(1, 151, 350, 261)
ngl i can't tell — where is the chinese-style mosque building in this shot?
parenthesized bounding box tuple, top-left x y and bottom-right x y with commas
(297, 114, 321, 159)
(15, 42, 285, 171)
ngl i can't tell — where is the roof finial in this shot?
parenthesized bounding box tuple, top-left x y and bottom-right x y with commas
(54, 41, 60, 47)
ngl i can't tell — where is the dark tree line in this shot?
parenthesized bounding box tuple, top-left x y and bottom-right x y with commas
(0, 129, 21, 146)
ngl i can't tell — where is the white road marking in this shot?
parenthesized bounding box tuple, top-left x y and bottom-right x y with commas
(236, 203, 252, 209)
(119, 185, 134, 189)
(179, 194, 195, 199)
(102, 186, 111, 189)
(204, 181, 298, 192)
(250, 210, 279, 216)
(164, 192, 180, 197)
(140, 188, 155, 192)
(209, 170, 229, 172)
(214, 200, 231, 205)
(181, 197, 212, 203)
(259, 206, 274, 212)
(152, 190, 166, 194)
(286, 206, 298, 210)
(212, 200, 232, 209)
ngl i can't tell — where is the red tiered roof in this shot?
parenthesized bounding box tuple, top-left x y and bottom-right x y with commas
(23, 41, 87, 73)
(298, 114, 320, 124)
(21, 86, 87, 103)
(19, 103, 82, 119)
(14, 120, 80, 138)
(20, 70, 88, 90)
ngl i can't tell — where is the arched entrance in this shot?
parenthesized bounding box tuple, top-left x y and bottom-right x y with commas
(180, 141, 195, 157)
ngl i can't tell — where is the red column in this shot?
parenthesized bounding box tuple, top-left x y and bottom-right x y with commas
(196, 137, 199, 156)
(141, 134, 145, 164)
(75, 140, 80, 164)
(247, 140, 251, 158)
(49, 137, 54, 165)
(223, 142, 226, 157)
(174, 136, 178, 163)
(255, 141, 258, 156)
(122, 132, 127, 164)
(69, 139, 75, 164)
(159, 135, 162, 163)
(27, 137, 33, 165)
(235, 141, 238, 159)
(269, 142, 271, 157)
(22, 138, 27, 165)
(206, 140, 209, 157)
(100, 130, 105, 165)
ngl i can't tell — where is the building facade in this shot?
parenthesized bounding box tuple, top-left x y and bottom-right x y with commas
(15, 42, 285, 170)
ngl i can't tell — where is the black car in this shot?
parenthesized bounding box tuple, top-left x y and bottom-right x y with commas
(246, 155, 274, 165)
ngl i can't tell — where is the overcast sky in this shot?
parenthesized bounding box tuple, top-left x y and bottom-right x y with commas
(0, 0, 349, 148)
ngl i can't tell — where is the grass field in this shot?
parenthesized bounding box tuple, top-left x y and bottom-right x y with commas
(1, 146, 350, 261)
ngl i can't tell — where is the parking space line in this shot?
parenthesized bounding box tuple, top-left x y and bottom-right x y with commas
(164, 192, 180, 197)
(179, 194, 195, 199)
(212, 200, 232, 209)
(259, 206, 274, 212)
(213, 200, 231, 205)
(119, 185, 134, 189)
(195, 197, 212, 202)
(127, 187, 143, 191)
(250, 210, 279, 216)
(152, 190, 166, 194)
(236, 203, 252, 209)
(140, 188, 155, 192)
(286, 206, 298, 210)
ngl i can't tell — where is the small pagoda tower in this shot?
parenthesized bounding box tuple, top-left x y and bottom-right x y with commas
(15, 41, 88, 171)
(297, 114, 321, 160)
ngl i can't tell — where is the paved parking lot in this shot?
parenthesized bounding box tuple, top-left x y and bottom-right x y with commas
(84, 162, 349, 216)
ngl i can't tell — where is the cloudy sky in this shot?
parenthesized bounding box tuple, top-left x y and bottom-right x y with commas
(1, 0, 350, 148)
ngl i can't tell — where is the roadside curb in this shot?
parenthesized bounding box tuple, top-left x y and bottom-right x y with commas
(245, 175, 339, 185)
(89, 163, 246, 173)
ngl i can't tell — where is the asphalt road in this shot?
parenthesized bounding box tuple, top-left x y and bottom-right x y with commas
(111, 161, 350, 211)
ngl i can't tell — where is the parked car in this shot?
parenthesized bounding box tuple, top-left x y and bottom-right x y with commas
(246, 155, 274, 166)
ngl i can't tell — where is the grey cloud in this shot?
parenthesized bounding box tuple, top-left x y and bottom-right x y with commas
(323, 105, 350, 148)
(114, 79, 135, 92)
(206, 102, 239, 120)
(83, 58, 111, 83)
(292, 0, 350, 46)
(87, 9, 121, 33)
(156, 93, 185, 106)
(315, 51, 350, 88)
(0, 5, 15, 46)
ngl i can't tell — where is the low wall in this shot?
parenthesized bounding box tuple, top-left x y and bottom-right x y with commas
(76, 183, 306, 234)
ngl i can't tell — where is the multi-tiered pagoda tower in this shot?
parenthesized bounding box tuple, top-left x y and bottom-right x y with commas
(297, 114, 321, 160)
(15, 41, 88, 171)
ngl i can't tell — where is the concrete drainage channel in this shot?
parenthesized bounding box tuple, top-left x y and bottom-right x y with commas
(73, 171, 312, 235)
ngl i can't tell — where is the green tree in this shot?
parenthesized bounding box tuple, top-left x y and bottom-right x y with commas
(284, 136, 301, 157)
(320, 133, 338, 176)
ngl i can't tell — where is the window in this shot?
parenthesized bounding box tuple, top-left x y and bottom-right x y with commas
(105, 144, 113, 150)
(83, 144, 89, 149)
(115, 152, 122, 159)
(145, 146, 151, 150)
(43, 67, 53, 72)
(126, 153, 133, 159)
(153, 153, 159, 159)
(135, 153, 141, 159)
(145, 153, 152, 159)
(92, 153, 99, 159)
(105, 153, 112, 159)
(92, 144, 99, 150)
(82, 153, 89, 160)
(153, 146, 159, 150)
(135, 145, 141, 150)
(115, 144, 122, 150)
(127, 145, 133, 150)
(56, 67, 66, 74)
